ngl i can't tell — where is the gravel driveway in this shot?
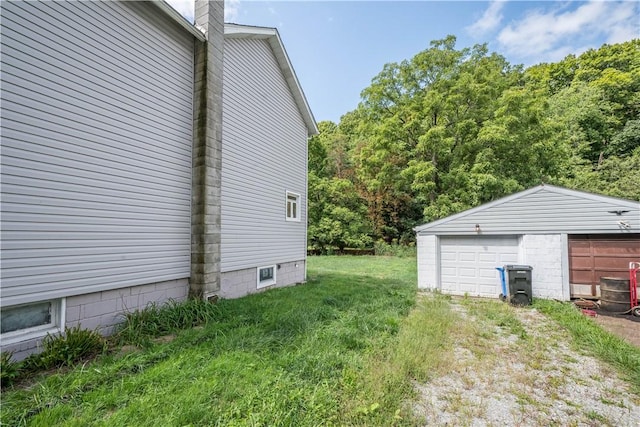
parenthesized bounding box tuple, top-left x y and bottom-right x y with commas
(413, 296, 640, 426)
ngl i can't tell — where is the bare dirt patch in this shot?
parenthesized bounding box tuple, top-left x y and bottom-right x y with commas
(152, 334, 176, 345)
(413, 297, 640, 426)
(593, 312, 640, 348)
(115, 344, 140, 358)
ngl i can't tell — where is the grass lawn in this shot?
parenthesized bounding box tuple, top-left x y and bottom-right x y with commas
(3, 256, 638, 426)
(1, 256, 437, 426)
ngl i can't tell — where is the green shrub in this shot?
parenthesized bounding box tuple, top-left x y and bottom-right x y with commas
(1, 351, 21, 387)
(373, 241, 416, 258)
(22, 326, 106, 372)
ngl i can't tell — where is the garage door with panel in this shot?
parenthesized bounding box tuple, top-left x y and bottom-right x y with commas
(569, 234, 640, 298)
(440, 236, 519, 297)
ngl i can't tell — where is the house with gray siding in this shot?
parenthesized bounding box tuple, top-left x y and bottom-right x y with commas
(415, 185, 640, 301)
(0, 0, 317, 360)
(219, 24, 315, 298)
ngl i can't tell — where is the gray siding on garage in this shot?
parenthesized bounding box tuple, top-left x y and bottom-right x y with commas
(1, 1, 194, 306)
(221, 38, 308, 272)
(416, 186, 640, 236)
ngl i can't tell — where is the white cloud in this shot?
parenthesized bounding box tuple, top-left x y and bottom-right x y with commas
(164, 0, 241, 23)
(601, 1, 639, 44)
(607, 23, 638, 44)
(467, 1, 506, 37)
(165, 0, 195, 23)
(226, 0, 241, 22)
(496, 1, 639, 63)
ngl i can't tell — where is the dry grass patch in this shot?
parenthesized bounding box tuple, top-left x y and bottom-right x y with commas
(413, 297, 640, 426)
(342, 293, 458, 425)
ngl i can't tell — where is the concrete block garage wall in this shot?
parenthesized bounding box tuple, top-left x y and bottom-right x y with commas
(417, 235, 438, 290)
(521, 234, 568, 300)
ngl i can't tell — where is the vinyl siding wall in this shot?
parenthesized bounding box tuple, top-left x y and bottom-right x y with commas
(1, 1, 194, 307)
(417, 190, 640, 236)
(221, 38, 308, 272)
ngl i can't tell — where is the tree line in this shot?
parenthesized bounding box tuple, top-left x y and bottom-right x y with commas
(308, 37, 639, 252)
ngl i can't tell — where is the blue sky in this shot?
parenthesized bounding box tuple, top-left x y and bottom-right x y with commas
(166, 0, 639, 123)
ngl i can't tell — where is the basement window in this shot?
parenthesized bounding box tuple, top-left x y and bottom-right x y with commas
(257, 265, 276, 288)
(1, 299, 64, 344)
(286, 191, 300, 222)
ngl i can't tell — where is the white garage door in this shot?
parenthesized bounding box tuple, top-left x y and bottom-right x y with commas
(440, 236, 519, 297)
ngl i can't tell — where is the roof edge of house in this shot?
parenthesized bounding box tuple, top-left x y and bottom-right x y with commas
(224, 23, 319, 136)
(152, 1, 206, 41)
(150, 7, 318, 137)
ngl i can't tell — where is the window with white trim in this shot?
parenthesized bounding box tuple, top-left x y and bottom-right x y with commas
(257, 265, 276, 288)
(1, 299, 64, 344)
(286, 191, 300, 222)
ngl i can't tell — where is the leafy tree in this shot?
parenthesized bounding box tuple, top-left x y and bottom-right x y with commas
(356, 36, 529, 228)
(608, 119, 640, 157)
(547, 82, 617, 165)
(306, 37, 639, 249)
(562, 148, 640, 201)
(307, 173, 372, 252)
(527, 39, 640, 166)
(307, 122, 371, 251)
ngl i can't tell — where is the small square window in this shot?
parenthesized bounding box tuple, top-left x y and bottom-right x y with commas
(257, 265, 276, 288)
(286, 191, 300, 222)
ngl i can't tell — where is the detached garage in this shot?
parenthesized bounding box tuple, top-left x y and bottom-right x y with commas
(415, 185, 640, 301)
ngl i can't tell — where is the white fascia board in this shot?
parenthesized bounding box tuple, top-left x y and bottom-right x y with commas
(152, 1, 206, 41)
(224, 24, 319, 136)
(225, 23, 277, 38)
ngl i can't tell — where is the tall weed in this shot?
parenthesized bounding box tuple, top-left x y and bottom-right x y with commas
(1, 256, 419, 426)
(1, 352, 21, 387)
(22, 326, 106, 372)
(343, 294, 456, 424)
(115, 298, 224, 345)
(374, 241, 416, 258)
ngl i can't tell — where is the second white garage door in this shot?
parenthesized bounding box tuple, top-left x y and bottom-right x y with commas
(440, 236, 519, 297)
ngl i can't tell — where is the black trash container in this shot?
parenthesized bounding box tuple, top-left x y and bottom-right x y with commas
(505, 265, 533, 306)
